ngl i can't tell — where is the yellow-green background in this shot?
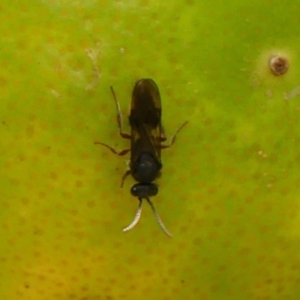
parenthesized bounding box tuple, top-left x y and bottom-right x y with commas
(1, 1, 300, 299)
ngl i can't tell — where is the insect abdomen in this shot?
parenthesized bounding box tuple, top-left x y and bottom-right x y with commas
(131, 152, 162, 183)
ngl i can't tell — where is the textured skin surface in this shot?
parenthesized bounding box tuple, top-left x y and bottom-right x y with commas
(1, 1, 300, 299)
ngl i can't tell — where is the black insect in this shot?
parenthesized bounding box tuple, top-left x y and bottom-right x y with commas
(96, 79, 187, 237)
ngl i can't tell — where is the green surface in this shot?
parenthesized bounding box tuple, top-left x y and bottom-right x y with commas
(1, 1, 300, 299)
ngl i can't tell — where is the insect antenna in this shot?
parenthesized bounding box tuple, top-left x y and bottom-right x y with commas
(145, 197, 173, 238)
(122, 198, 143, 232)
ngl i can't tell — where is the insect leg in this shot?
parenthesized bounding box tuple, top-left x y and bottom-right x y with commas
(121, 170, 131, 187)
(122, 197, 143, 232)
(159, 125, 167, 142)
(94, 142, 130, 156)
(160, 121, 188, 149)
(110, 86, 131, 140)
(146, 197, 173, 238)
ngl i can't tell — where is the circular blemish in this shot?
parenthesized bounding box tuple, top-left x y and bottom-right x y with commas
(252, 49, 292, 87)
(269, 55, 289, 76)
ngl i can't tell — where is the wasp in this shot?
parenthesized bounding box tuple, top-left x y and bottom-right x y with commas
(97, 79, 187, 237)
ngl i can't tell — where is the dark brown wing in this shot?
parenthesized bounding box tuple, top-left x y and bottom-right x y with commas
(129, 79, 162, 166)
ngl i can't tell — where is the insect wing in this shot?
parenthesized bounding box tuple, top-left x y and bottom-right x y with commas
(129, 79, 162, 165)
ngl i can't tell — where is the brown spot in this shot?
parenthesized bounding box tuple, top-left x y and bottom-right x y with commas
(144, 270, 153, 277)
(38, 191, 46, 199)
(208, 231, 219, 240)
(56, 282, 64, 288)
(239, 247, 251, 256)
(0, 76, 7, 86)
(73, 168, 85, 176)
(70, 209, 79, 216)
(81, 285, 89, 292)
(167, 253, 177, 262)
(168, 267, 177, 275)
(87, 200, 96, 208)
(218, 265, 227, 271)
(48, 268, 56, 274)
(201, 257, 211, 265)
(269, 55, 289, 76)
(178, 242, 187, 250)
(49, 172, 58, 180)
(213, 219, 222, 227)
(33, 227, 44, 235)
(180, 225, 188, 232)
(113, 241, 123, 249)
(210, 284, 219, 292)
(8, 238, 16, 246)
(26, 125, 35, 137)
(73, 220, 82, 229)
(18, 154, 26, 161)
(21, 197, 30, 205)
(40, 146, 51, 155)
(193, 237, 202, 245)
(75, 180, 83, 188)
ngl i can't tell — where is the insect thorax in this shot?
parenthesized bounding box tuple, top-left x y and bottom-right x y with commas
(130, 183, 158, 198)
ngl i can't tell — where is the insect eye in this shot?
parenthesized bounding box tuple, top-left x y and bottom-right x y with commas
(131, 183, 158, 198)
